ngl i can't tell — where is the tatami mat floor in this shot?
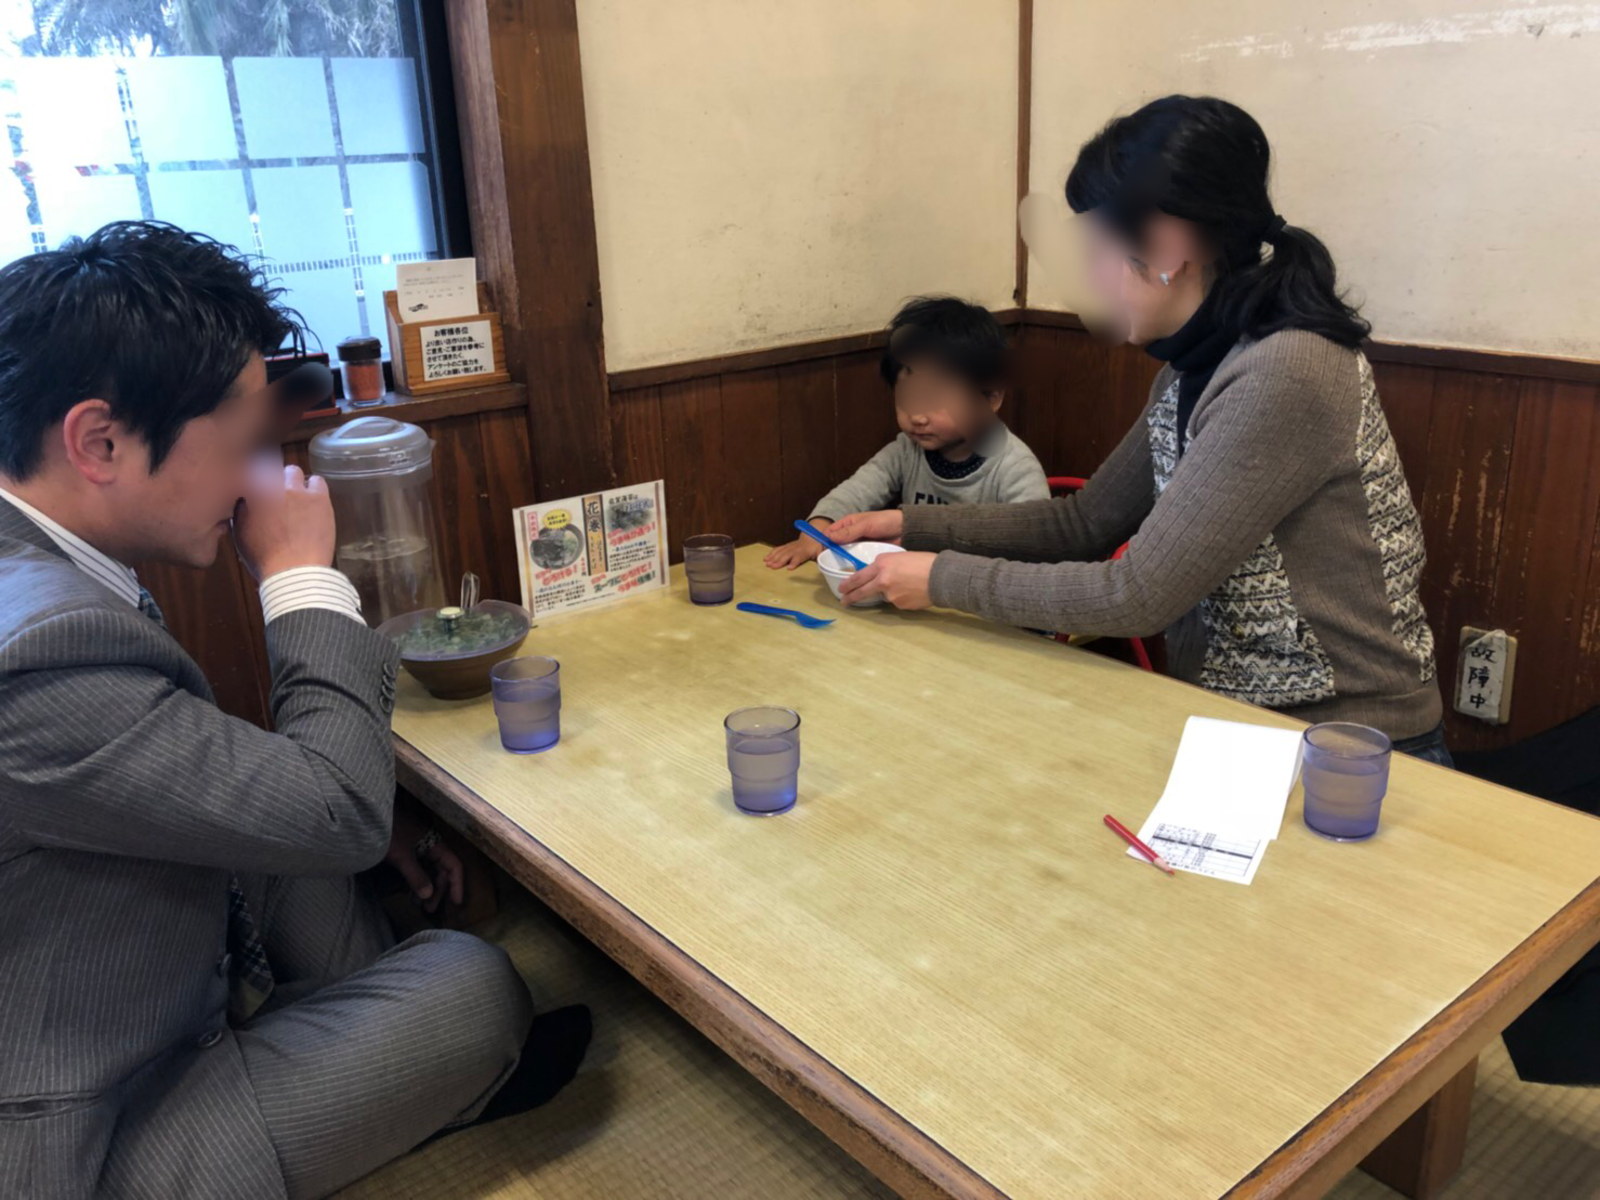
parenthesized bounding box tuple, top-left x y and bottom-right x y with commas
(342, 888, 1598, 1199)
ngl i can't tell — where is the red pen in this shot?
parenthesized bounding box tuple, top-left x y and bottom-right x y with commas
(1104, 813, 1176, 875)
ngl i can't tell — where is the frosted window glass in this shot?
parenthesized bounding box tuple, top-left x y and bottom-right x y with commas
(361, 259, 400, 359)
(283, 267, 363, 356)
(124, 58, 235, 163)
(331, 59, 423, 155)
(0, 169, 33, 263)
(235, 58, 336, 160)
(253, 166, 347, 263)
(148, 170, 255, 255)
(347, 162, 436, 256)
(32, 171, 140, 246)
(15, 60, 129, 167)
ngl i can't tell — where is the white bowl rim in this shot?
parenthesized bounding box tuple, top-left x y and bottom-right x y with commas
(816, 541, 905, 576)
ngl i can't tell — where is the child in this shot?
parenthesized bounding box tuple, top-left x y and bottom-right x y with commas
(765, 296, 1049, 569)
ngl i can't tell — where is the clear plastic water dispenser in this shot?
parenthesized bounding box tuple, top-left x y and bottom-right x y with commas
(308, 415, 446, 627)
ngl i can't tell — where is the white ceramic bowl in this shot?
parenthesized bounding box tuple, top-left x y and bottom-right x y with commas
(816, 541, 905, 607)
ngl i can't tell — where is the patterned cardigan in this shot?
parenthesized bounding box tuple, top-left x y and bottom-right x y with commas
(904, 329, 1444, 740)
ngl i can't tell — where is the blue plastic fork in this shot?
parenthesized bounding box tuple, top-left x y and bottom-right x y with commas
(737, 602, 835, 629)
(792, 519, 868, 570)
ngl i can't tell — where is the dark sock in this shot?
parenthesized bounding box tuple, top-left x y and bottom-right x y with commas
(479, 1004, 593, 1122)
(424, 1004, 593, 1146)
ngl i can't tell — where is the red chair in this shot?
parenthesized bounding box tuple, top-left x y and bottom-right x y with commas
(1046, 476, 1154, 673)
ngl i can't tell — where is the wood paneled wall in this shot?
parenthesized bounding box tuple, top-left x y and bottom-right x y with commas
(142, 319, 1599, 757)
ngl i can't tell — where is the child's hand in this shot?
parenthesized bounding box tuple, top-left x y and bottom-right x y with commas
(764, 536, 824, 570)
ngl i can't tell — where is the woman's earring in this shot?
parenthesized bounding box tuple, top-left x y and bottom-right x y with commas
(1159, 272, 1171, 287)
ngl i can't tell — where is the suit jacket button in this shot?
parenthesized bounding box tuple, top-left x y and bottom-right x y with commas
(197, 1029, 224, 1049)
(216, 952, 232, 978)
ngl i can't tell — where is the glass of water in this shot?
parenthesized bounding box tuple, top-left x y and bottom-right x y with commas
(684, 534, 735, 605)
(724, 706, 801, 815)
(1301, 722, 1392, 841)
(491, 656, 562, 754)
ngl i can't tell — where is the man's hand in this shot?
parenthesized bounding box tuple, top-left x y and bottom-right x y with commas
(764, 533, 826, 570)
(825, 509, 904, 546)
(837, 551, 936, 609)
(387, 805, 465, 915)
(232, 462, 337, 582)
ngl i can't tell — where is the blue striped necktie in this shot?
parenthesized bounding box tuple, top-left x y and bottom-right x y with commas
(135, 583, 276, 1019)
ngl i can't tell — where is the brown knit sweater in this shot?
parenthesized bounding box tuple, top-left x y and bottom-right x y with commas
(902, 329, 1444, 739)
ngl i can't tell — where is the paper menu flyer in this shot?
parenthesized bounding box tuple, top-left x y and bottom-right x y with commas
(513, 481, 668, 619)
(396, 258, 478, 321)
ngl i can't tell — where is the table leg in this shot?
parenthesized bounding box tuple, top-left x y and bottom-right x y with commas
(1358, 1057, 1479, 1198)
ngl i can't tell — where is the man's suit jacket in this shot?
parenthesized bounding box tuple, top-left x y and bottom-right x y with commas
(0, 500, 400, 1197)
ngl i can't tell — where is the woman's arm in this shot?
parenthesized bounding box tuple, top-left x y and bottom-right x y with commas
(898, 393, 1159, 562)
(926, 338, 1356, 634)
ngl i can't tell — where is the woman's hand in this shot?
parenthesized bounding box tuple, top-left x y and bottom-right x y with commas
(838, 551, 936, 609)
(826, 509, 904, 545)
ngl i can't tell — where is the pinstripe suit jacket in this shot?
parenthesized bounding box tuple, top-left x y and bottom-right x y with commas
(0, 500, 401, 1197)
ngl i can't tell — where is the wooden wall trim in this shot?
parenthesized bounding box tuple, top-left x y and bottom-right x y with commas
(446, 0, 613, 499)
(609, 307, 1600, 394)
(1014, 0, 1033, 307)
(1361, 340, 1600, 385)
(607, 309, 1026, 392)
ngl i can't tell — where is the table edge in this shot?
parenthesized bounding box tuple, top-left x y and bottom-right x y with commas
(1223, 873, 1600, 1198)
(395, 736, 1006, 1200)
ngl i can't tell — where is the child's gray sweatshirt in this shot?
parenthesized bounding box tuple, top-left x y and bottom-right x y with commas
(810, 423, 1049, 520)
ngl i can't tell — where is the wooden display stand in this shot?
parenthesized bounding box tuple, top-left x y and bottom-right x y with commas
(384, 281, 512, 396)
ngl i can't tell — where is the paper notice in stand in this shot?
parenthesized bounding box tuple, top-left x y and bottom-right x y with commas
(396, 258, 478, 321)
(1130, 716, 1304, 885)
(513, 481, 669, 619)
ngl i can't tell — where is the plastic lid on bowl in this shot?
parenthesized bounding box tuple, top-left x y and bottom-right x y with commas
(308, 415, 434, 479)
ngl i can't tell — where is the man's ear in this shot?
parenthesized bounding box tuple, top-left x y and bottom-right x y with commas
(986, 388, 1006, 414)
(60, 399, 124, 486)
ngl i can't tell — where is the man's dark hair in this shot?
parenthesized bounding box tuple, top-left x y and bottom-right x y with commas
(0, 220, 303, 479)
(878, 296, 1009, 392)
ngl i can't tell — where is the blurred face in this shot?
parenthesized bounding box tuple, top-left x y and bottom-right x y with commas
(1077, 212, 1211, 345)
(109, 353, 278, 568)
(892, 360, 1002, 453)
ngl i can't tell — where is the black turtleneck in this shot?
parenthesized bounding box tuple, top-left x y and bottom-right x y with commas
(1144, 293, 1236, 456)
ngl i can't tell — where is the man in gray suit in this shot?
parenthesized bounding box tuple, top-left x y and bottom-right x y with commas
(0, 223, 589, 1198)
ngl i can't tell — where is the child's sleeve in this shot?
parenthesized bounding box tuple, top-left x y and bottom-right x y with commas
(810, 439, 908, 521)
(996, 441, 1052, 503)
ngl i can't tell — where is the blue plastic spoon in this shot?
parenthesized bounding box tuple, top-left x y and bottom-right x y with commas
(793, 519, 868, 571)
(737, 602, 835, 629)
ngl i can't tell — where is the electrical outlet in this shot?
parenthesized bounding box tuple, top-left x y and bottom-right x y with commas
(1455, 626, 1517, 724)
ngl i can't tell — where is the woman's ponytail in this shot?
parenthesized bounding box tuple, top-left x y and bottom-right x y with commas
(1066, 96, 1371, 348)
(1212, 220, 1370, 348)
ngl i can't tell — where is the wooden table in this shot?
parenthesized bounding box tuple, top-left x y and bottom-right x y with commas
(394, 545, 1600, 1199)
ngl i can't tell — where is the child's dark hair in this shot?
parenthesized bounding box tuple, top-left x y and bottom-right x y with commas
(879, 296, 1009, 392)
(1065, 95, 1370, 348)
(0, 220, 302, 480)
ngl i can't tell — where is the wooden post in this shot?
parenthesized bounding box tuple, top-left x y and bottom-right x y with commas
(1359, 1057, 1479, 1198)
(445, 0, 613, 499)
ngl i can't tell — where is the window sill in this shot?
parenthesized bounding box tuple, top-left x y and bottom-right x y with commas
(284, 381, 527, 443)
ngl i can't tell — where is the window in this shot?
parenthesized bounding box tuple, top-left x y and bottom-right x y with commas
(0, 0, 464, 361)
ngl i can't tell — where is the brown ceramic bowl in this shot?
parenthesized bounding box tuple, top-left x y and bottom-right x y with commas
(378, 599, 532, 700)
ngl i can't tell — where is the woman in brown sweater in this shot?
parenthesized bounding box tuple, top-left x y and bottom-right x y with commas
(830, 96, 1450, 763)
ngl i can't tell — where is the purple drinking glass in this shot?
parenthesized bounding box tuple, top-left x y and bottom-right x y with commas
(491, 656, 561, 754)
(684, 534, 735, 605)
(1301, 722, 1392, 841)
(724, 706, 800, 815)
